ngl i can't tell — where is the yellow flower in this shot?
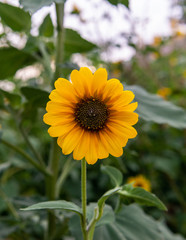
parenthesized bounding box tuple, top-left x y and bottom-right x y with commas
(71, 4, 81, 15)
(157, 87, 171, 99)
(151, 52, 160, 60)
(175, 30, 185, 38)
(127, 175, 151, 192)
(169, 57, 178, 66)
(182, 70, 186, 78)
(170, 18, 178, 29)
(43, 67, 138, 164)
(153, 36, 162, 46)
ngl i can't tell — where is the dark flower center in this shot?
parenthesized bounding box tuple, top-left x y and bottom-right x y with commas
(75, 98, 109, 131)
(135, 183, 143, 187)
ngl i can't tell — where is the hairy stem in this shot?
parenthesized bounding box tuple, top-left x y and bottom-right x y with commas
(81, 158, 88, 240)
(45, 3, 65, 240)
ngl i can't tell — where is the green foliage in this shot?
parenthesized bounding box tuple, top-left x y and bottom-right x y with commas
(87, 203, 115, 227)
(127, 85, 186, 128)
(94, 204, 185, 240)
(101, 165, 123, 186)
(22, 200, 82, 215)
(0, 90, 21, 108)
(39, 14, 54, 37)
(64, 29, 97, 58)
(21, 87, 49, 108)
(107, 0, 129, 8)
(0, 2, 31, 32)
(20, 0, 66, 13)
(119, 184, 167, 210)
(0, 47, 35, 80)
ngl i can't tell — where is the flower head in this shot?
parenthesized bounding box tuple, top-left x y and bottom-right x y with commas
(157, 87, 171, 99)
(43, 67, 138, 164)
(127, 175, 151, 192)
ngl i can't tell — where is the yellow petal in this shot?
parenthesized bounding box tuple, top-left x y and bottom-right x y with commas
(107, 121, 137, 139)
(92, 68, 107, 96)
(61, 126, 83, 155)
(70, 69, 92, 98)
(99, 130, 123, 157)
(96, 133, 109, 159)
(106, 124, 128, 147)
(101, 78, 123, 102)
(85, 132, 98, 165)
(110, 111, 138, 125)
(55, 78, 78, 102)
(57, 136, 64, 148)
(113, 90, 135, 107)
(113, 102, 138, 112)
(79, 67, 93, 80)
(46, 101, 74, 113)
(73, 130, 89, 160)
(48, 122, 76, 137)
(43, 113, 74, 126)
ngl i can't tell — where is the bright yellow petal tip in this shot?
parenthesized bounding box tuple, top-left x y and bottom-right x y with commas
(43, 67, 138, 165)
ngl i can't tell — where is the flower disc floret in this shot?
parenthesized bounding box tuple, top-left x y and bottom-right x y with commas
(75, 98, 109, 131)
(43, 67, 138, 164)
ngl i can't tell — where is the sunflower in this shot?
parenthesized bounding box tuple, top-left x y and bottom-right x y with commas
(43, 67, 138, 164)
(127, 175, 151, 192)
(157, 87, 171, 99)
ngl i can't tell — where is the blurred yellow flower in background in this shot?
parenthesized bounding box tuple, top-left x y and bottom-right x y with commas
(153, 36, 162, 46)
(175, 30, 185, 38)
(44, 67, 138, 164)
(157, 87, 172, 99)
(127, 175, 151, 191)
(170, 18, 179, 29)
(182, 70, 186, 78)
(71, 4, 81, 14)
(169, 57, 178, 67)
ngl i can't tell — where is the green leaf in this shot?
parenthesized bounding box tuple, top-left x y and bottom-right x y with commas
(107, 0, 129, 8)
(21, 200, 82, 215)
(101, 165, 123, 187)
(119, 184, 167, 210)
(87, 203, 115, 227)
(21, 87, 49, 108)
(64, 29, 97, 57)
(0, 2, 31, 32)
(0, 162, 11, 174)
(0, 47, 35, 80)
(94, 204, 186, 240)
(98, 187, 121, 211)
(0, 89, 21, 108)
(126, 85, 186, 129)
(20, 0, 66, 14)
(39, 14, 54, 37)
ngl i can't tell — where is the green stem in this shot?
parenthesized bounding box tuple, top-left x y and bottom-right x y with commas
(19, 124, 45, 168)
(81, 158, 88, 240)
(45, 2, 65, 239)
(4, 104, 45, 168)
(56, 155, 75, 198)
(1, 138, 51, 177)
(0, 187, 20, 220)
(46, 139, 61, 240)
(53, 2, 65, 84)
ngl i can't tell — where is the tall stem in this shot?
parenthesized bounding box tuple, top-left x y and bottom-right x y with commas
(53, 3, 65, 84)
(45, 3, 65, 240)
(81, 159, 88, 240)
